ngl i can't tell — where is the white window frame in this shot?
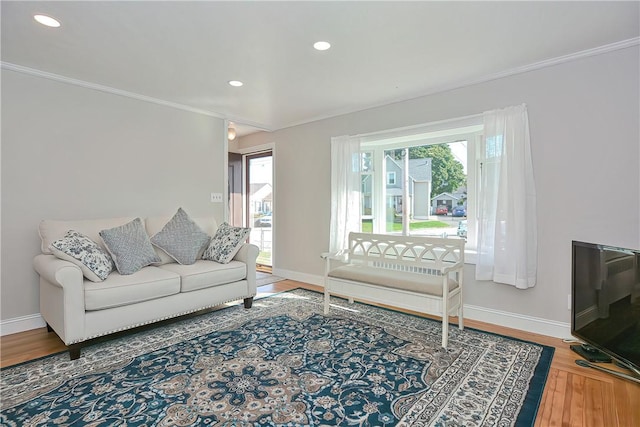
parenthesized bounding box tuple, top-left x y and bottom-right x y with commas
(361, 151, 374, 220)
(359, 120, 483, 263)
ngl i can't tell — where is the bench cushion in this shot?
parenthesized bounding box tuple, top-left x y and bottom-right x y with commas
(85, 267, 180, 311)
(159, 260, 246, 292)
(328, 264, 458, 296)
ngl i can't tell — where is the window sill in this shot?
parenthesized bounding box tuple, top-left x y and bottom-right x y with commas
(464, 248, 477, 265)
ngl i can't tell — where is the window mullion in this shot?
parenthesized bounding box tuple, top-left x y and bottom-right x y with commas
(373, 147, 386, 233)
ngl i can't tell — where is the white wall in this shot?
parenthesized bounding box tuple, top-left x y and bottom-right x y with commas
(236, 46, 640, 329)
(1, 69, 226, 323)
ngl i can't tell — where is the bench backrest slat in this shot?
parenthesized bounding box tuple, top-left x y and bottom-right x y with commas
(347, 232, 464, 271)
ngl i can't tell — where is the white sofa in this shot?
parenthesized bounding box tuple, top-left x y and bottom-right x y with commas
(33, 215, 259, 360)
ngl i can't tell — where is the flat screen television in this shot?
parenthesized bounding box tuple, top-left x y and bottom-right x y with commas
(571, 240, 640, 374)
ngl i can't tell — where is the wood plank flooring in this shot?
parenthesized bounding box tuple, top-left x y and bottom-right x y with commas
(2, 280, 639, 426)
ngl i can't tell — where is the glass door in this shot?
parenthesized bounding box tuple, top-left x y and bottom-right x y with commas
(246, 151, 273, 268)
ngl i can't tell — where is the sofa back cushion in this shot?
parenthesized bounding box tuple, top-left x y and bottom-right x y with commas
(146, 215, 218, 265)
(99, 218, 162, 275)
(39, 217, 137, 255)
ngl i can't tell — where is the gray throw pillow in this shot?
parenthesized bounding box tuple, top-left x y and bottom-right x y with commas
(202, 222, 251, 264)
(150, 208, 210, 265)
(99, 218, 161, 275)
(49, 230, 113, 282)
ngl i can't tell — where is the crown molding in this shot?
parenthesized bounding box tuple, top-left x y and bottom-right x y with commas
(0, 61, 272, 132)
(3, 37, 638, 134)
(0, 62, 227, 118)
(277, 37, 640, 132)
(464, 37, 640, 87)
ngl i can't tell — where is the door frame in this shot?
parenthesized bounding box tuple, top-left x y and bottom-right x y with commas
(236, 143, 276, 269)
(244, 150, 273, 228)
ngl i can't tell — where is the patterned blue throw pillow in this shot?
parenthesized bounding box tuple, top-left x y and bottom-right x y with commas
(49, 230, 113, 282)
(150, 208, 210, 265)
(99, 218, 161, 275)
(202, 222, 251, 264)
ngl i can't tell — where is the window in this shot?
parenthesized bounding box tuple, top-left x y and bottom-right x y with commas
(336, 107, 533, 277)
(359, 122, 483, 251)
(386, 171, 396, 185)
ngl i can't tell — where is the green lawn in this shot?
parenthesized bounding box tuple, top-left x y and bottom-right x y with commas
(361, 220, 449, 233)
(257, 251, 271, 266)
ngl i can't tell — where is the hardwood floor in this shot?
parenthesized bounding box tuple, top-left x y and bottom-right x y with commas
(2, 280, 639, 426)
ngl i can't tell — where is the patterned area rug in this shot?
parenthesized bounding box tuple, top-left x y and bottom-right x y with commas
(0, 289, 553, 426)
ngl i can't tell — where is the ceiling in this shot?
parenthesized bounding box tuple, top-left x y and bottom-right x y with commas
(2, 1, 639, 137)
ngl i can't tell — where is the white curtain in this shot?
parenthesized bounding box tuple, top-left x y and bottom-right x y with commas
(476, 104, 537, 288)
(329, 135, 361, 253)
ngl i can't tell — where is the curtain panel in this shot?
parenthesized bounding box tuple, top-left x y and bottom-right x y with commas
(476, 104, 538, 289)
(329, 135, 361, 253)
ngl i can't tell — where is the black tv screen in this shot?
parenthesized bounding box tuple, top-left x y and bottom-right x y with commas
(572, 240, 640, 371)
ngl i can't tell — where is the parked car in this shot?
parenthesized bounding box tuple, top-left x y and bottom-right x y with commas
(452, 206, 467, 217)
(457, 220, 467, 239)
(435, 205, 448, 215)
(254, 214, 272, 227)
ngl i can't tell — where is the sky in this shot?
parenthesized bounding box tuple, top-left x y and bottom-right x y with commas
(450, 141, 467, 174)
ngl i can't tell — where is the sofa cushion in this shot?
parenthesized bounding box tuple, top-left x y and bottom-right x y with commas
(202, 223, 251, 264)
(159, 260, 246, 292)
(50, 230, 113, 282)
(328, 264, 458, 296)
(39, 217, 136, 255)
(150, 208, 211, 265)
(84, 267, 181, 311)
(99, 218, 162, 275)
(146, 214, 218, 265)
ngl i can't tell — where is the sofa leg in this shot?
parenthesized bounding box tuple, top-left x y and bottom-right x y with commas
(46, 323, 53, 333)
(244, 297, 254, 309)
(69, 344, 82, 360)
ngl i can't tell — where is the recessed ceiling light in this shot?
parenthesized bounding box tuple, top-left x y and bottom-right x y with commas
(313, 41, 331, 51)
(228, 80, 243, 87)
(34, 14, 61, 28)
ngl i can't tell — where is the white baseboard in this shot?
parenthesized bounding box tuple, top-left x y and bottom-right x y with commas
(272, 268, 325, 287)
(274, 268, 571, 339)
(1, 313, 46, 336)
(463, 304, 571, 339)
(0, 269, 322, 336)
(2, 272, 572, 340)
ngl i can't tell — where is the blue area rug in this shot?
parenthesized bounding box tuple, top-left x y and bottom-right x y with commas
(0, 289, 553, 426)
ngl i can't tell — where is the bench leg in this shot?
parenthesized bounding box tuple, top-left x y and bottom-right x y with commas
(244, 297, 253, 309)
(458, 270, 464, 330)
(442, 316, 449, 348)
(324, 292, 330, 314)
(348, 297, 354, 304)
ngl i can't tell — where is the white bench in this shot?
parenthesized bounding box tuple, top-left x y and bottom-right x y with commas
(323, 232, 465, 348)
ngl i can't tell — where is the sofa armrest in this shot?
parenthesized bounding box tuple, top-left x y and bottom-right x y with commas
(233, 243, 259, 264)
(33, 254, 83, 288)
(233, 243, 260, 295)
(33, 254, 86, 344)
